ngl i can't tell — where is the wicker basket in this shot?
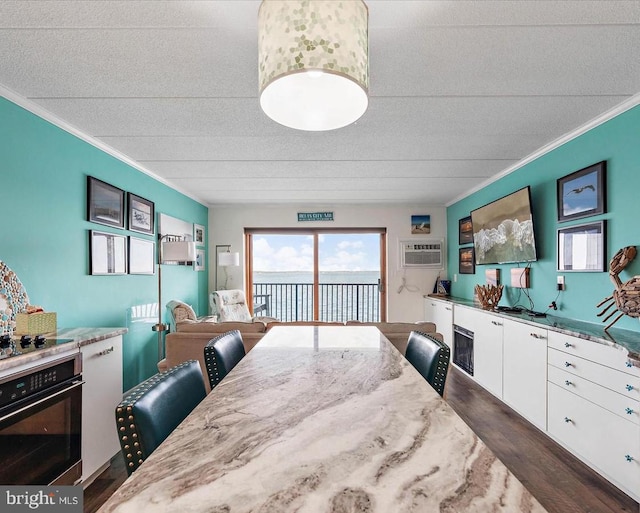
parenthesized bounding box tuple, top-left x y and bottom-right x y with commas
(15, 312, 57, 335)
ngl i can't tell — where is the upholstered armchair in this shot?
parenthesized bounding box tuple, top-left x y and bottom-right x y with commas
(210, 289, 277, 322)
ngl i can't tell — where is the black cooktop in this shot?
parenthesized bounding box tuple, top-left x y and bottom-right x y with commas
(0, 335, 75, 359)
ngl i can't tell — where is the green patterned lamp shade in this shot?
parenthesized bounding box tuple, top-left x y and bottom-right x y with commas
(258, 0, 369, 131)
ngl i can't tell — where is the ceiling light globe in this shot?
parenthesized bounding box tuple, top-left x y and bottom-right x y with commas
(258, 0, 369, 132)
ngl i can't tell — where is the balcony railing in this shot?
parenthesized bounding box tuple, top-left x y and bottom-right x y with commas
(253, 282, 380, 322)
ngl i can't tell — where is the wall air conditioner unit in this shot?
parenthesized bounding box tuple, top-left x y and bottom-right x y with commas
(399, 239, 444, 269)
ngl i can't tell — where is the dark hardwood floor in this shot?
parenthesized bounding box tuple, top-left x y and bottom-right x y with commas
(84, 454, 126, 513)
(84, 366, 639, 513)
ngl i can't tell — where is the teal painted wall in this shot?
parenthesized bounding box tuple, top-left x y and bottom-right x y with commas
(447, 104, 640, 332)
(0, 97, 209, 390)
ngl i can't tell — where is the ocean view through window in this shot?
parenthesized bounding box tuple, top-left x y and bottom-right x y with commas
(247, 230, 386, 322)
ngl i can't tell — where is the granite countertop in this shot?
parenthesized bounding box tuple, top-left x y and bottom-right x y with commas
(98, 325, 547, 513)
(426, 294, 640, 364)
(0, 327, 127, 373)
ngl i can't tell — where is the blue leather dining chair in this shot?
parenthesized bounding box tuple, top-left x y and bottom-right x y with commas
(203, 330, 246, 390)
(115, 360, 206, 475)
(405, 331, 451, 397)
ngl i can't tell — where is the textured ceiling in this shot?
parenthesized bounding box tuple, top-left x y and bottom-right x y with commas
(1, 1, 639, 206)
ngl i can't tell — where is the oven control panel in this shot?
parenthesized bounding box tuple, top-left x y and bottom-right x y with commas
(0, 356, 80, 410)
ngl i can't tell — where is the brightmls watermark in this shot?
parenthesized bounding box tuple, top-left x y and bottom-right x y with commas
(0, 487, 82, 512)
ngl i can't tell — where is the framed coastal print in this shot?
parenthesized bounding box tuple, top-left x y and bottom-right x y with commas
(128, 237, 155, 275)
(128, 193, 155, 235)
(557, 221, 605, 272)
(194, 248, 205, 271)
(459, 247, 475, 274)
(87, 176, 125, 228)
(458, 216, 473, 245)
(411, 215, 431, 234)
(557, 161, 606, 222)
(90, 230, 127, 275)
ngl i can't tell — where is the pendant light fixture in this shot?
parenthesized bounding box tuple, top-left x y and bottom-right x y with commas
(258, 0, 369, 131)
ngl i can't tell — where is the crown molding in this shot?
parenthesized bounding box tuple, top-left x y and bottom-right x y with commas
(0, 84, 207, 207)
(446, 93, 640, 207)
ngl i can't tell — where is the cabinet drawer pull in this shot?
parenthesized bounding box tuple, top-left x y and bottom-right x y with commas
(445, 307, 452, 311)
(564, 380, 573, 386)
(530, 333, 545, 339)
(625, 454, 634, 462)
(564, 342, 574, 348)
(626, 384, 635, 392)
(491, 321, 502, 326)
(564, 417, 572, 423)
(564, 361, 573, 368)
(626, 408, 635, 415)
(97, 346, 114, 356)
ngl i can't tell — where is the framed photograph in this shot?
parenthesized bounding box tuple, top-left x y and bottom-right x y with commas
(128, 193, 155, 235)
(128, 237, 155, 275)
(557, 221, 606, 272)
(557, 161, 606, 222)
(194, 224, 205, 247)
(89, 230, 127, 275)
(458, 216, 473, 245)
(459, 247, 475, 274)
(194, 248, 205, 272)
(411, 215, 431, 234)
(87, 176, 125, 228)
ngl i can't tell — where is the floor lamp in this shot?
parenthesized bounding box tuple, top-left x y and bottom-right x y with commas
(152, 235, 196, 361)
(215, 245, 240, 290)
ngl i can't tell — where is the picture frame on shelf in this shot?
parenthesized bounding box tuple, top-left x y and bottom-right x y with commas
(89, 230, 127, 275)
(557, 161, 606, 222)
(458, 216, 473, 245)
(194, 248, 205, 272)
(557, 220, 606, 272)
(87, 176, 125, 228)
(128, 237, 155, 275)
(459, 247, 475, 274)
(194, 224, 205, 247)
(128, 193, 155, 235)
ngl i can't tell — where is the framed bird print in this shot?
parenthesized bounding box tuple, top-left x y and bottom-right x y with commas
(557, 161, 606, 222)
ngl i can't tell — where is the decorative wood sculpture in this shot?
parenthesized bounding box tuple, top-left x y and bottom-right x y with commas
(475, 284, 504, 310)
(596, 246, 640, 331)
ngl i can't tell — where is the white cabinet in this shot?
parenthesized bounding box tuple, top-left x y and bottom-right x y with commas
(547, 332, 640, 500)
(81, 335, 123, 486)
(423, 297, 453, 347)
(502, 319, 547, 431)
(474, 313, 504, 399)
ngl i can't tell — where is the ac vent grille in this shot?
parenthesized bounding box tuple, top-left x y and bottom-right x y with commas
(400, 239, 444, 269)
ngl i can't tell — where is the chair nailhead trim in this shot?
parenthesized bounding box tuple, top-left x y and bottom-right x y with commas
(115, 360, 197, 475)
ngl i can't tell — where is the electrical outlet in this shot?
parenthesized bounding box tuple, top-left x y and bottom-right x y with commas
(453, 274, 457, 283)
(557, 275, 565, 291)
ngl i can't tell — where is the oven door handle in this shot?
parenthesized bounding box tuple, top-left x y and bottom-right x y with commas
(0, 380, 84, 423)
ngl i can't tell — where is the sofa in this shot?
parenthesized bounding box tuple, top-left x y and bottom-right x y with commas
(159, 320, 268, 390)
(159, 315, 440, 392)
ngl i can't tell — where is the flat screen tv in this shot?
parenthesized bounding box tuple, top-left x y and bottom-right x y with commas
(470, 186, 538, 265)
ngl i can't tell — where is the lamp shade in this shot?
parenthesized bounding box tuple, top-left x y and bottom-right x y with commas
(258, 0, 369, 131)
(162, 241, 196, 262)
(218, 251, 240, 267)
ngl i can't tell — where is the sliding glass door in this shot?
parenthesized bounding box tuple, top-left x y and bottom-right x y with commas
(246, 229, 386, 322)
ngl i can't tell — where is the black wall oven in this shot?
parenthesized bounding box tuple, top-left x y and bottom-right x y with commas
(0, 353, 83, 485)
(453, 325, 474, 376)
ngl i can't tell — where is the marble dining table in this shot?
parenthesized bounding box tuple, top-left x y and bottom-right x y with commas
(98, 325, 548, 513)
